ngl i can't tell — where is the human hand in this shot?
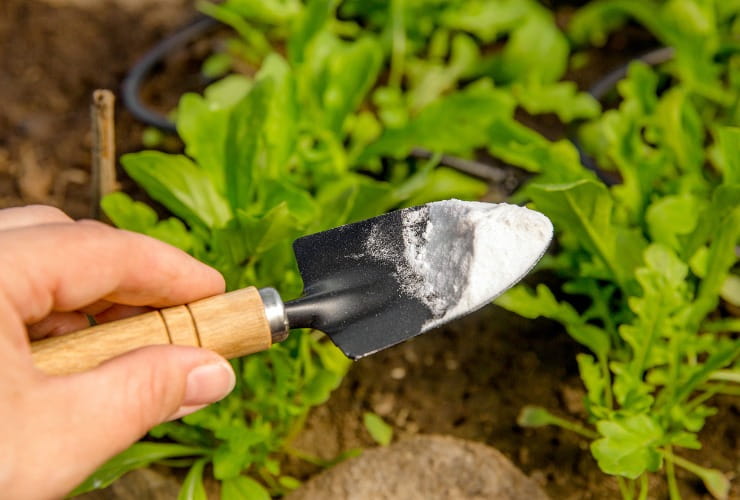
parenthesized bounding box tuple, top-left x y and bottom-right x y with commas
(0, 205, 235, 499)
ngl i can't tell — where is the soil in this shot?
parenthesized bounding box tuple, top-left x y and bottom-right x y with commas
(1, 1, 737, 500)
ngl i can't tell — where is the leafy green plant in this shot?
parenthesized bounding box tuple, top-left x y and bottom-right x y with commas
(73, 1, 509, 497)
(497, 2, 740, 498)
(74, 0, 740, 498)
(363, 412, 394, 446)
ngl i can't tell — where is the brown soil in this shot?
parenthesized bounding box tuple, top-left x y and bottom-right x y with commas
(1, 2, 737, 500)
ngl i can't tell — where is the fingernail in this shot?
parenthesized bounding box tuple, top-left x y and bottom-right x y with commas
(182, 360, 235, 407)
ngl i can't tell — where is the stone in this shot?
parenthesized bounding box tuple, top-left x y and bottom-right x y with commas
(286, 434, 549, 500)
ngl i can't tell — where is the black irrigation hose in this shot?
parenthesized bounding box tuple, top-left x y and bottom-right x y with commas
(122, 15, 218, 134)
(121, 16, 674, 186)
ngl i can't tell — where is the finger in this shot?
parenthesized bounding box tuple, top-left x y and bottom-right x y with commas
(26, 304, 151, 340)
(80, 300, 113, 316)
(0, 220, 225, 330)
(94, 304, 152, 323)
(0, 205, 73, 231)
(16, 345, 235, 499)
(27, 312, 90, 340)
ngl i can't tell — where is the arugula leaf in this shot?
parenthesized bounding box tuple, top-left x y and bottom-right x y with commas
(512, 80, 601, 122)
(528, 180, 645, 291)
(178, 458, 208, 500)
(497, 284, 610, 359)
(490, 8, 568, 85)
(363, 412, 394, 446)
(70, 443, 208, 495)
(322, 37, 383, 135)
(362, 80, 515, 160)
(287, 0, 334, 65)
(120, 153, 231, 231)
(591, 415, 664, 479)
(224, 77, 274, 210)
(221, 476, 270, 500)
(488, 118, 587, 182)
(717, 126, 740, 185)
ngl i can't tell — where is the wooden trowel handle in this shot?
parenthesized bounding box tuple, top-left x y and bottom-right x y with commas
(31, 287, 287, 376)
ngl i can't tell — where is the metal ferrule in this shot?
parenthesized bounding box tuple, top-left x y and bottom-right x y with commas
(258, 287, 290, 343)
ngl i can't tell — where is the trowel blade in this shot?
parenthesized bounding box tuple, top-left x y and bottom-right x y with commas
(285, 200, 553, 359)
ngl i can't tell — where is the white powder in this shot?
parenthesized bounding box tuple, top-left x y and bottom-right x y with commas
(365, 199, 553, 330)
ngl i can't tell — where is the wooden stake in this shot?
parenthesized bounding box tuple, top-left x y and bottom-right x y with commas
(90, 89, 118, 219)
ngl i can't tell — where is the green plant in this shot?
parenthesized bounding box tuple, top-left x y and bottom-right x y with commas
(72, 1, 507, 497)
(498, 2, 740, 498)
(73, 0, 740, 498)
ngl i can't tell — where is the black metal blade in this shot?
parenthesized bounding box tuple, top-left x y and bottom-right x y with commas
(286, 208, 433, 359)
(284, 201, 553, 360)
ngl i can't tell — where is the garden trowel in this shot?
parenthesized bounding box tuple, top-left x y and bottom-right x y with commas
(31, 200, 553, 375)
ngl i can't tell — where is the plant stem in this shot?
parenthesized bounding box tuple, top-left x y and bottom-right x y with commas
(665, 446, 682, 500)
(600, 355, 614, 409)
(637, 474, 649, 500)
(283, 445, 330, 467)
(617, 477, 634, 500)
(388, 0, 406, 89)
(708, 369, 740, 384)
(546, 413, 599, 440)
(685, 384, 725, 413)
(698, 382, 740, 396)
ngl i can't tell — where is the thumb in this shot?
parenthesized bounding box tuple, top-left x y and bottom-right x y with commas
(32, 346, 235, 494)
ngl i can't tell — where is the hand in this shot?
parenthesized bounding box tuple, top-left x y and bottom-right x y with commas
(0, 205, 235, 499)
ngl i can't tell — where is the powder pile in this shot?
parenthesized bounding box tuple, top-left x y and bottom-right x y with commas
(365, 200, 553, 330)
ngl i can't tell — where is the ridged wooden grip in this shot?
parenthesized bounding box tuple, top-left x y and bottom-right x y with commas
(31, 287, 272, 375)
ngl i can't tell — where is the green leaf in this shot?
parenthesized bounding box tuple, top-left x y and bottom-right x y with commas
(278, 476, 302, 491)
(322, 37, 383, 135)
(489, 7, 568, 84)
(178, 458, 208, 500)
(441, 0, 535, 43)
(695, 467, 731, 500)
(287, 0, 333, 65)
(363, 412, 393, 446)
(517, 405, 555, 427)
(654, 87, 704, 174)
(645, 194, 702, 253)
(686, 203, 740, 329)
(497, 284, 610, 359)
(202, 52, 233, 79)
(223, 77, 274, 210)
(315, 174, 396, 228)
(71, 443, 208, 495)
(512, 80, 601, 122)
(406, 168, 487, 207)
(204, 74, 253, 109)
(591, 415, 664, 479)
(718, 126, 740, 185)
(528, 180, 645, 292)
(101, 192, 158, 233)
(578, 354, 609, 412)
(364, 79, 515, 160)
(121, 152, 231, 230)
(406, 33, 480, 112)
(488, 118, 587, 182)
(221, 476, 270, 500)
(255, 54, 298, 177)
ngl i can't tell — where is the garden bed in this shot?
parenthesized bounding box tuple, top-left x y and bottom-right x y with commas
(1, 1, 737, 499)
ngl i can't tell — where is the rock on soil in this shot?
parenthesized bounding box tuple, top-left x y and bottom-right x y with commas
(286, 434, 549, 500)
